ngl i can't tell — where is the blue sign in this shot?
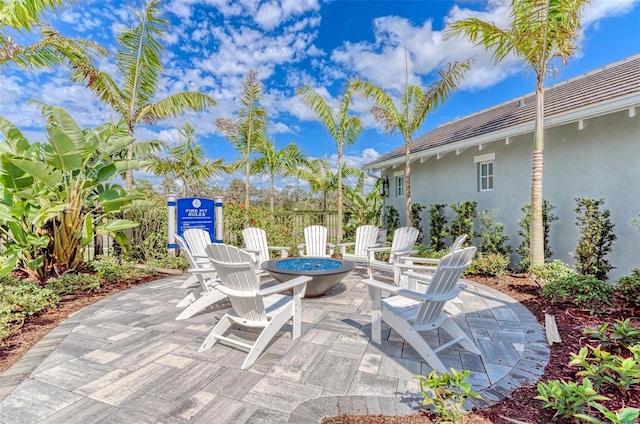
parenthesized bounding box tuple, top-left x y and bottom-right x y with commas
(177, 198, 215, 241)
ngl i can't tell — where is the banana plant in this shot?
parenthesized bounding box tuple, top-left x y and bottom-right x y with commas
(0, 107, 147, 279)
(343, 176, 384, 233)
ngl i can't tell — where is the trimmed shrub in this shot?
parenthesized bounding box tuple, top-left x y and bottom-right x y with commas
(479, 210, 511, 256)
(88, 256, 136, 282)
(541, 274, 614, 313)
(465, 253, 510, 279)
(428, 203, 448, 251)
(574, 197, 617, 280)
(46, 274, 101, 295)
(530, 260, 577, 285)
(411, 203, 426, 245)
(517, 200, 558, 271)
(615, 269, 640, 309)
(450, 201, 478, 246)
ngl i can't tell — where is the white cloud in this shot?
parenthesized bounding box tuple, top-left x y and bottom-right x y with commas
(582, 0, 640, 27)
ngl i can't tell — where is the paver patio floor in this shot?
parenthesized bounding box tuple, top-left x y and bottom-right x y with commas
(0, 271, 549, 423)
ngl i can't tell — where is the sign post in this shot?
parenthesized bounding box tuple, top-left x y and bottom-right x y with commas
(167, 194, 176, 254)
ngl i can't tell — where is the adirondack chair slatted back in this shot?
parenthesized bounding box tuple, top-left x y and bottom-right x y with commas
(183, 228, 212, 258)
(175, 235, 200, 268)
(304, 225, 329, 256)
(205, 244, 266, 322)
(389, 227, 419, 264)
(242, 227, 269, 263)
(353, 225, 379, 256)
(450, 234, 467, 252)
(415, 246, 477, 325)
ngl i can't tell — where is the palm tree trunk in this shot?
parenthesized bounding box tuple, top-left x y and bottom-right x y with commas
(337, 146, 343, 245)
(530, 78, 545, 266)
(125, 125, 135, 189)
(270, 173, 275, 215)
(404, 140, 412, 226)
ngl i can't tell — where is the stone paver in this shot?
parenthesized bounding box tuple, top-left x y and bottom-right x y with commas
(0, 273, 549, 423)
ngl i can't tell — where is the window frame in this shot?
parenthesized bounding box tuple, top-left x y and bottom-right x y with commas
(395, 176, 405, 197)
(478, 160, 494, 192)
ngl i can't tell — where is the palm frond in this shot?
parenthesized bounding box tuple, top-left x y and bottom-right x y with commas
(138, 92, 216, 125)
(0, 0, 68, 32)
(117, 0, 165, 107)
(296, 86, 338, 138)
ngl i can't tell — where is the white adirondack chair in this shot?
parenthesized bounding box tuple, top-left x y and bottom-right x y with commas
(337, 225, 379, 267)
(174, 235, 227, 321)
(297, 225, 335, 257)
(395, 234, 468, 287)
(366, 226, 419, 283)
(175, 228, 212, 289)
(198, 244, 310, 370)
(362, 246, 480, 373)
(242, 227, 290, 273)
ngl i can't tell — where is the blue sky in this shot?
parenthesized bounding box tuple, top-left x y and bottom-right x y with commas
(1, 0, 639, 190)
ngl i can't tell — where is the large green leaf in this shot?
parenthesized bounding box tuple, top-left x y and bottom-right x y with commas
(97, 219, 139, 233)
(0, 255, 18, 275)
(81, 213, 94, 248)
(96, 164, 117, 182)
(113, 160, 152, 174)
(101, 135, 135, 157)
(0, 204, 17, 222)
(9, 158, 63, 189)
(43, 125, 84, 170)
(51, 107, 85, 148)
(0, 116, 30, 154)
(0, 155, 34, 190)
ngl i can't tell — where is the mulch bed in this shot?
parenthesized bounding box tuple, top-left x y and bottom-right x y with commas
(1, 272, 638, 423)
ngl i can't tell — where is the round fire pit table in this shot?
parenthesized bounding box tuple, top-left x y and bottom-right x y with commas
(262, 257, 355, 298)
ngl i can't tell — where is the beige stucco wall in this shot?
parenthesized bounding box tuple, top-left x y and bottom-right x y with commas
(382, 108, 640, 280)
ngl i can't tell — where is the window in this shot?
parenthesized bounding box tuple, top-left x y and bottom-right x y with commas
(396, 176, 404, 197)
(478, 161, 494, 191)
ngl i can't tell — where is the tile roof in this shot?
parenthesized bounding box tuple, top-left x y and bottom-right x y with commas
(366, 55, 640, 168)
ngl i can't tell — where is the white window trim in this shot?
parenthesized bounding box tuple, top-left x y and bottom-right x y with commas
(478, 161, 494, 192)
(395, 176, 404, 198)
(474, 152, 495, 163)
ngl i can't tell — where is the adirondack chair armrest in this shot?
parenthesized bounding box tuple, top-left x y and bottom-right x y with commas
(257, 275, 312, 297)
(337, 242, 354, 255)
(327, 242, 335, 255)
(396, 255, 440, 266)
(243, 248, 260, 255)
(395, 263, 438, 274)
(362, 278, 434, 302)
(393, 249, 419, 259)
(366, 246, 390, 253)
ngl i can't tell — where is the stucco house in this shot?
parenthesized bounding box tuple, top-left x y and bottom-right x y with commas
(363, 55, 640, 280)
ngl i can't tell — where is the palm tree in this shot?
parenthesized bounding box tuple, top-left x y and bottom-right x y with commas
(149, 123, 227, 197)
(355, 56, 473, 225)
(297, 80, 362, 244)
(71, 0, 215, 189)
(216, 69, 267, 226)
(0, 0, 104, 69)
(446, 0, 588, 266)
(251, 139, 308, 213)
(293, 158, 363, 213)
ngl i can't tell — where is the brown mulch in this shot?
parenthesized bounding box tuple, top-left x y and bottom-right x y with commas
(1, 272, 638, 424)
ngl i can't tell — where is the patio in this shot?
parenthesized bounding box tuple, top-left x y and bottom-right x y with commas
(0, 271, 549, 423)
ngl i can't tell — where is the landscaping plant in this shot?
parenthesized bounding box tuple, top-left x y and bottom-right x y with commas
(541, 274, 614, 314)
(382, 205, 400, 241)
(416, 368, 480, 424)
(428, 203, 448, 251)
(411, 202, 426, 244)
(574, 197, 617, 280)
(479, 210, 511, 256)
(530, 259, 577, 285)
(449, 201, 478, 246)
(615, 269, 640, 310)
(516, 200, 558, 270)
(465, 253, 510, 281)
(0, 107, 145, 280)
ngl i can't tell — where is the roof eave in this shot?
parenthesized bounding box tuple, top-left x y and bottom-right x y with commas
(363, 93, 640, 172)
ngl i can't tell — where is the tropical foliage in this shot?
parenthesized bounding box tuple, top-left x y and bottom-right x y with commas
(297, 80, 363, 243)
(150, 123, 227, 197)
(355, 56, 473, 225)
(0, 0, 104, 69)
(446, 0, 589, 267)
(71, 0, 215, 188)
(217, 69, 267, 226)
(0, 107, 145, 279)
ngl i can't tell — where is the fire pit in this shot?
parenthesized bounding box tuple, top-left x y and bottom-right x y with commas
(262, 257, 355, 297)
